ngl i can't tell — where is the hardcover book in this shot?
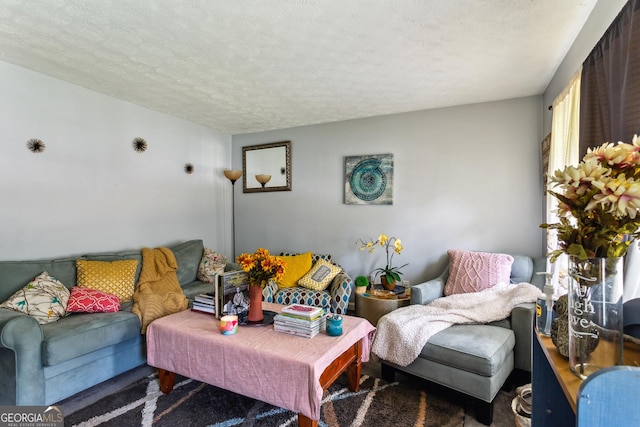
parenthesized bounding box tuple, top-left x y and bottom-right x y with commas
(281, 304, 324, 319)
(215, 270, 250, 319)
(194, 293, 215, 304)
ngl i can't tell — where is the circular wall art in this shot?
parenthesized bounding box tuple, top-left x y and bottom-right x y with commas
(349, 159, 386, 201)
(344, 154, 394, 205)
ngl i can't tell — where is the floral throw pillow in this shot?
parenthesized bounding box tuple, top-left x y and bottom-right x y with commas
(66, 286, 120, 313)
(0, 271, 70, 324)
(197, 248, 227, 283)
(444, 249, 514, 296)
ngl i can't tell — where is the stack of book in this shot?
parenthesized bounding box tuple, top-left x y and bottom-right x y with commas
(274, 304, 326, 338)
(192, 293, 215, 314)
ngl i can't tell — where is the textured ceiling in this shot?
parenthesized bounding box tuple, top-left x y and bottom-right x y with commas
(0, 0, 597, 134)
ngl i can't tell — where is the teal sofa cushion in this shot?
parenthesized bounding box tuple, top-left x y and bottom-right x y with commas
(169, 240, 204, 285)
(420, 324, 515, 377)
(0, 257, 77, 302)
(510, 255, 535, 284)
(41, 311, 141, 366)
(181, 280, 216, 303)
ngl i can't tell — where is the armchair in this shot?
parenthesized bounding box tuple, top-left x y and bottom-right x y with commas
(263, 253, 352, 314)
(380, 252, 546, 425)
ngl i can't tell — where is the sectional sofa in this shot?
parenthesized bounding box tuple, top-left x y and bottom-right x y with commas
(0, 239, 221, 406)
(380, 252, 546, 425)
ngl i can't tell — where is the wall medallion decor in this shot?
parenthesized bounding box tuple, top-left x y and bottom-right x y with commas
(184, 163, 194, 174)
(132, 137, 148, 152)
(344, 154, 393, 205)
(26, 138, 46, 153)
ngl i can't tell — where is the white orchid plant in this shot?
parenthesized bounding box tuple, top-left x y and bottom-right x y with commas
(541, 135, 640, 261)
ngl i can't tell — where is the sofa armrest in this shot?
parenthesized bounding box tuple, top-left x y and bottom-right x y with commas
(410, 278, 446, 306)
(510, 302, 536, 372)
(0, 309, 45, 405)
(329, 271, 352, 315)
(411, 265, 449, 306)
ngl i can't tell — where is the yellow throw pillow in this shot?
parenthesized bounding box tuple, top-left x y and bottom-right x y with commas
(76, 259, 138, 302)
(276, 252, 313, 288)
(298, 259, 341, 291)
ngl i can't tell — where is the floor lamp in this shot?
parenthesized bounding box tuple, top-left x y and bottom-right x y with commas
(224, 169, 242, 261)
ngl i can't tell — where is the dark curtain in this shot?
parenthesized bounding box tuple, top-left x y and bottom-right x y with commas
(579, 0, 640, 156)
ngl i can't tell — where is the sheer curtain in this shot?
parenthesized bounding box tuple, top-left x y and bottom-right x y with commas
(547, 69, 581, 295)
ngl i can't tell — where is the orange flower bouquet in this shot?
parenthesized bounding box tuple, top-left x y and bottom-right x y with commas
(237, 248, 286, 288)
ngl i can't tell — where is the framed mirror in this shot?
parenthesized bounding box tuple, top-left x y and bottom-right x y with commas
(242, 141, 292, 193)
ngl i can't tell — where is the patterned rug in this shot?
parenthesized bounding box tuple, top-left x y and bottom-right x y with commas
(63, 369, 466, 427)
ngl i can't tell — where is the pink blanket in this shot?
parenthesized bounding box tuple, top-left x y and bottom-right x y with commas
(146, 303, 376, 420)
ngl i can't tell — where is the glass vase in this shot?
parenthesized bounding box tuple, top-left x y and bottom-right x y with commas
(568, 256, 624, 379)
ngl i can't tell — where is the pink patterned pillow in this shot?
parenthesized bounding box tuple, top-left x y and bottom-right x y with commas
(66, 286, 120, 313)
(444, 250, 514, 296)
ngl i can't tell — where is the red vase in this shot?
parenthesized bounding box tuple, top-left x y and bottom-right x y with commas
(247, 285, 264, 324)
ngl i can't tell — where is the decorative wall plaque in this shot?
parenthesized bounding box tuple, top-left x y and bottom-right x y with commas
(344, 154, 393, 205)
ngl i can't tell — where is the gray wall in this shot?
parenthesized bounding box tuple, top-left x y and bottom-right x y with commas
(232, 96, 544, 285)
(230, 1, 632, 286)
(0, 0, 625, 276)
(0, 61, 233, 260)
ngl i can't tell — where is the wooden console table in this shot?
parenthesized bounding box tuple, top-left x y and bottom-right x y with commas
(532, 331, 640, 426)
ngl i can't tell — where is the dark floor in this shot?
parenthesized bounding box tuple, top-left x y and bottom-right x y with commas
(58, 360, 522, 427)
(361, 360, 519, 427)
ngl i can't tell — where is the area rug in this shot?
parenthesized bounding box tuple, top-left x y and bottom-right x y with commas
(63, 370, 465, 427)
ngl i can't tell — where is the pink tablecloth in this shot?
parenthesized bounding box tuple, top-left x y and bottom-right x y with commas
(146, 303, 376, 420)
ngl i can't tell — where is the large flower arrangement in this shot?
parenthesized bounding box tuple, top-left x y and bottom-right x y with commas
(356, 234, 408, 283)
(237, 248, 286, 288)
(541, 135, 640, 261)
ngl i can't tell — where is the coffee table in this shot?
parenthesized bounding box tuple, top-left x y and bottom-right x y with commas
(146, 302, 376, 427)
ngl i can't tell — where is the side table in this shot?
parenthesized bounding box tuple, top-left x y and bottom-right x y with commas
(355, 290, 409, 326)
(532, 329, 640, 426)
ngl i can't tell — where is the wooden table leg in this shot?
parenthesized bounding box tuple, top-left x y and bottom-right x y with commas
(298, 413, 318, 427)
(299, 338, 364, 426)
(346, 339, 363, 392)
(157, 368, 175, 394)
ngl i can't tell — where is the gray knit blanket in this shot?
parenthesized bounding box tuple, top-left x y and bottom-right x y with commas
(371, 282, 543, 366)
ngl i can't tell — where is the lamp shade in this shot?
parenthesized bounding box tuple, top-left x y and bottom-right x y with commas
(224, 169, 242, 182)
(255, 174, 272, 185)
